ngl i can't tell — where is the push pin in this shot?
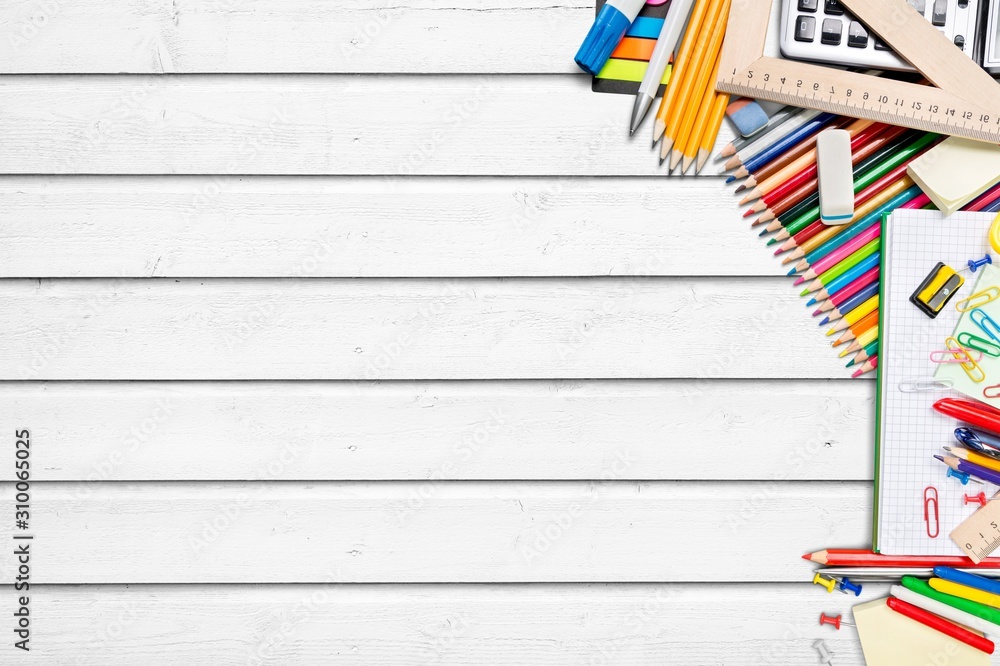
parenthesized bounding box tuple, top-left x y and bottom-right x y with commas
(968, 254, 993, 273)
(965, 492, 988, 507)
(813, 638, 834, 664)
(813, 572, 837, 593)
(820, 612, 855, 630)
(948, 467, 972, 485)
(838, 577, 862, 596)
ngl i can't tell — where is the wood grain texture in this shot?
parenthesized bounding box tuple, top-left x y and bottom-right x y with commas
(0, 75, 739, 175)
(0, 278, 853, 379)
(0, 380, 873, 481)
(0, 482, 869, 583)
(22, 583, 872, 665)
(0, 176, 774, 277)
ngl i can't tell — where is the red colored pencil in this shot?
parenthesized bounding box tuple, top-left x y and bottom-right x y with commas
(966, 180, 1000, 212)
(811, 267, 880, 312)
(804, 549, 1000, 567)
(886, 597, 994, 654)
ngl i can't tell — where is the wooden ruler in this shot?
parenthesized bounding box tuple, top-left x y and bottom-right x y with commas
(951, 493, 1000, 563)
(717, 0, 1000, 143)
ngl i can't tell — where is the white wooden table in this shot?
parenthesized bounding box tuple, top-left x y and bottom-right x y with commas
(0, 1, 892, 663)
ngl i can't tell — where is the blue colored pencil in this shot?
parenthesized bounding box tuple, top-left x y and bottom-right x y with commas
(738, 112, 838, 176)
(820, 282, 879, 324)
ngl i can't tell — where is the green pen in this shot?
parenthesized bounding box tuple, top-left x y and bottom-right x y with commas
(901, 575, 1000, 626)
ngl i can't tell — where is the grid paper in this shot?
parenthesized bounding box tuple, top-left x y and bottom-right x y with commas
(878, 209, 997, 555)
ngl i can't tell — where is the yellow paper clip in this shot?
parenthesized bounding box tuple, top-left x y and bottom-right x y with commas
(990, 211, 1000, 255)
(956, 287, 1000, 312)
(812, 572, 836, 593)
(946, 336, 987, 383)
(899, 378, 955, 392)
(985, 384, 1000, 399)
(971, 308, 1000, 343)
(958, 331, 1000, 357)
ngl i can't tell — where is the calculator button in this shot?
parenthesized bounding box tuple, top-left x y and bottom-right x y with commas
(874, 36, 891, 51)
(795, 15, 817, 42)
(932, 0, 947, 26)
(824, 0, 844, 16)
(821, 18, 843, 45)
(847, 21, 868, 48)
(907, 0, 926, 13)
(798, 0, 819, 12)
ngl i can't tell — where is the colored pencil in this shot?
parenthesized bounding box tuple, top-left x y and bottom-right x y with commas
(810, 263, 878, 305)
(943, 446, 1000, 475)
(680, 49, 724, 173)
(967, 180, 1000, 212)
(840, 322, 877, 356)
(796, 226, 882, 282)
(828, 295, 878, 334)
(805, 550, 1000, 567)
(930, 578, 1000, 612)
(728, 111, 837, 176)
(848, 339, 878, 366)
(833, 310, 878, 345)
(812, 268, 879, 311)
(902, 576, 1000, 626)
(822, 282, 880, 323)
(937, 454, 1000, 487)
(732, 114, 855, 185)
(852, 354, 878, 377)
(652, 0, 712, 147)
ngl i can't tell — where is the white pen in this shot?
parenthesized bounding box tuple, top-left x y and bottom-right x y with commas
(629, 0, 696, 135)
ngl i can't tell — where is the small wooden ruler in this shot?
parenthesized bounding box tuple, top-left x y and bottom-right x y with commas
(717, 0, 1000, 143)
(951, 492, 1000, 563)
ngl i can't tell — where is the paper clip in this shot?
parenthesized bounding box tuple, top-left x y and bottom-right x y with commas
(929, 348, 983, 364)
(956, 287, 1000, 312)
(924, 486, 940, 538)
(986, 384, 1000, 399)
(945, 336, 987, 383)
(958, 331, 1000, 357)
(971, 308, 1000, 343)
(899, 378, 954, 392)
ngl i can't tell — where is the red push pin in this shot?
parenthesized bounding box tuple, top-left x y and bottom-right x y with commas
(965, 492, 988, 507)
(819, 613, 855, 630)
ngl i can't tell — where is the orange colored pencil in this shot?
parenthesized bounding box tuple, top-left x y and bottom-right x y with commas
(832, 310, 878, 346)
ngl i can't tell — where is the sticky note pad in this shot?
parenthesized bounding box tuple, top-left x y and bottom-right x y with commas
(853, 598, 989, 666)
(908, 137, 1000, 216)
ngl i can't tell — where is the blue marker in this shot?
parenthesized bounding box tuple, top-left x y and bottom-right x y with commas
(574, 0, 647, 75)
(934, 567, 1000, 596)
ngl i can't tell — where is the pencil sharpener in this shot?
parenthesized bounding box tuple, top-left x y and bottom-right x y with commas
(910, 262, 964, 318)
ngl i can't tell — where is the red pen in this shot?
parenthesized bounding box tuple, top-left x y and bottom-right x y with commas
(934, 398, 1000, 435)
(886, 597, 995, 654)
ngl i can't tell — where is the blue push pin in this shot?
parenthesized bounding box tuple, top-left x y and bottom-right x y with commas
(839, 577, 862, 596)
(968, 254, 993, 272)
(948, 467, 972, 485)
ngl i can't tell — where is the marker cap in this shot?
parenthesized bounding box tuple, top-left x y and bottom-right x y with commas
(574, 3, 633, 75)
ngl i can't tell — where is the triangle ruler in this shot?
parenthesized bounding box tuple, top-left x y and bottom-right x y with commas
(717, 0, 1000, 143)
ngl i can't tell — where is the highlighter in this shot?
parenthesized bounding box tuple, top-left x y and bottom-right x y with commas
(575, 0, 647, 75)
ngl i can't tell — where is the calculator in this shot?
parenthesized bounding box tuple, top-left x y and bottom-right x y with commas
(779, 0, 981, 72)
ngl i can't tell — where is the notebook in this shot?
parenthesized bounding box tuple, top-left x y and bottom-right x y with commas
(876, 209, 998, 555)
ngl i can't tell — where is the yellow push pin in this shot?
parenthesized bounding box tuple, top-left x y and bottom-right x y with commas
(990, 211, 1000, 256)
(812, 572, 836, 593)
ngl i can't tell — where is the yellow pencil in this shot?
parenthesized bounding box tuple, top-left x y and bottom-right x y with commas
(660, 0, 729, 164)
(945, 446, 1000, 474)
(827, 296, 878, 335)
(652, 0, 712, 147)
(680, 48, 723, 174)
(840, 324, 877, 357)
(697, 92, 729, 173)
(929, 578, 1000, 609)
(669, 0, 731, 171)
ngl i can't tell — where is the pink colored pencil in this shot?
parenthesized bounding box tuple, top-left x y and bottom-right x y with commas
(899, 193, 931, 210)
(852, 354, 878, 378)
(798, 224, 881, 281)
(967, 181, 1000, 212)
(810, 265, 880, 313)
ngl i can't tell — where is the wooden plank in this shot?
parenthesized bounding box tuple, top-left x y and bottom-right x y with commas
(0, 176, 776, 278)
(0, 0, 594, 74)
(0, 379, 873, 481)
(0, 482, 869, 583)
(23, 583, 871, 664)
(0, 278, 852, 379)
(0, 75, 738, 175)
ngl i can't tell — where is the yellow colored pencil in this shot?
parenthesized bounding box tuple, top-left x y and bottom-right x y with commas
(652, 0, 712, 147)
(680, 47, 724, 173)
(840, 324, 877, 357)
(827, 296, 878, 335)
(669, 0, 730, 170)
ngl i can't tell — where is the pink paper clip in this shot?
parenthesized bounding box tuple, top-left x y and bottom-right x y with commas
(924, 486, 940, 538)
(930, 348, 984, 363)
(985, 384, 1000, 399)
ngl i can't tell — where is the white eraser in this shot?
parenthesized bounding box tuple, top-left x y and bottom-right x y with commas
(817, 129, 854, 225)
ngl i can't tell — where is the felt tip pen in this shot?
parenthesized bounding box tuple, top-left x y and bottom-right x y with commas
(630, 0, 696, 134)
(935, 398, 1000, 436)
(575, 0, 648, 76)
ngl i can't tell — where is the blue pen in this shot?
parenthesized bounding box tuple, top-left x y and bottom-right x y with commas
(742, 113, 839, 175)
(934, 566, 1000, 596)
(956, 427, 1000, 453)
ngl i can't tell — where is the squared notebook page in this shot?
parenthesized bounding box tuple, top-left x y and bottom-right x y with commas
(878, 209, 996, 555)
